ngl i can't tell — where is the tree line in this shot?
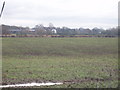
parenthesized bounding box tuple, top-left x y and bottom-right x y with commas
(0, 24, 119, 37)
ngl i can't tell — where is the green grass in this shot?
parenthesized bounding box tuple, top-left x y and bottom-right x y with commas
(2, 37, 118, 88)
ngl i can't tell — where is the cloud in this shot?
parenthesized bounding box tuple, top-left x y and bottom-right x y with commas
(0, 0, 119, 29)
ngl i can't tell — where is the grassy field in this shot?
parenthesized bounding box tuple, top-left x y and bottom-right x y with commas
(2, 37, 118, 88)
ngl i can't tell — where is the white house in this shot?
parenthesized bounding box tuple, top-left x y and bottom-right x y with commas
(52, 29, 57, 34)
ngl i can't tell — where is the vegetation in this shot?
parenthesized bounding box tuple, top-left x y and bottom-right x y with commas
(2, 37, 118, 88)
(0, 24, 118, 37)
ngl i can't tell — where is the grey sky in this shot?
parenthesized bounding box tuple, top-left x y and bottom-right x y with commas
(0, 0, 119, 29)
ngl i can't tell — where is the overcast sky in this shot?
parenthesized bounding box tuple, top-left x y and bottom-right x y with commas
(0, 0, 119, 29)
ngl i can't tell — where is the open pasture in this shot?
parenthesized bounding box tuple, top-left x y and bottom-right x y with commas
(2, 37, 118, 88)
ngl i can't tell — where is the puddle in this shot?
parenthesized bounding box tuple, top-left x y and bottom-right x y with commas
(0, 82, 63, 88)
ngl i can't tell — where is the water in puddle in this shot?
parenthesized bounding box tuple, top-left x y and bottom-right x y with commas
(0, 82, 63, 88)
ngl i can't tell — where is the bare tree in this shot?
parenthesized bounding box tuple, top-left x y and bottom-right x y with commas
(49, 23, 54, 29)
(35, 24, 46, 36)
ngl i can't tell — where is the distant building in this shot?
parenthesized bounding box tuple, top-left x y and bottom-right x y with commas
(29, 28, 35, 32)
(52, 29, 57, 34)
(1, 24, 29, 35)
